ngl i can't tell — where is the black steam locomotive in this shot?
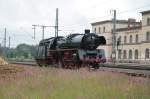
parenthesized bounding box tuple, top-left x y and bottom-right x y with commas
(35, 30, 106, 69)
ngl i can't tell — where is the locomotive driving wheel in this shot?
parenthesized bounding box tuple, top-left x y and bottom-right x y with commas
(62, 61, 80, 69)
(88, 63, 99, 70)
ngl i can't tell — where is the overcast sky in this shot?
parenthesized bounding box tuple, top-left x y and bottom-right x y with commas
(0, 0, 150, 47)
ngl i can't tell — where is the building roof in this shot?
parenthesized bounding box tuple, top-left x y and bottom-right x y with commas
(116, 26, 141, 32)
(91, 20, 140, 26)
(141, 10, 150, 15)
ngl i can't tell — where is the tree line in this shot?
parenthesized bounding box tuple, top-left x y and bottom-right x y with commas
(0, 44, 37, 61)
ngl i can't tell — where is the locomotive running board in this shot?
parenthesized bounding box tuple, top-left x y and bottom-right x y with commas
(49, 48, 78, 52)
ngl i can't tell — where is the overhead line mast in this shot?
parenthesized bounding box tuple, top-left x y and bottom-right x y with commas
(32, 25, 36, 39)
(32, 25, 55, 40)
(55, 8, 59, 37)
(111, 10, 116, 64)
(8, 36, 11, 48)
(4, 28, 6, 48)
(32, 8, 59, 40)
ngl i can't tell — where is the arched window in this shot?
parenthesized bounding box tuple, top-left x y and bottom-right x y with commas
(145, 49, 150, 59)
(99, 27, 101, 33)
(118, 50, 121, 59)
(117, 36, 121, 46)
(135, 50, 138, 59)
(129, 50, 132, 59)
(103, 27, 105, 33)
(147, 18, 150, 26)
(136, 34, 138, 43)
(94, 28, 97, 33)
(146, 32, 150, 41)
(124, 36, 127, 44)
(123, 50, 127, 59)
(129, 35, 132, 43)
(119, 36, 121, 43)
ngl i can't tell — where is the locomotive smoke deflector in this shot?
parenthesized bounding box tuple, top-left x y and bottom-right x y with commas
(81, 33, 106, 50)
(85, 29, 90, 34)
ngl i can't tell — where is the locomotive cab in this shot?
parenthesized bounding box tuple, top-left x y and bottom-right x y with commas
(35, 38, 54, 66)
(35, 36, 65, 66)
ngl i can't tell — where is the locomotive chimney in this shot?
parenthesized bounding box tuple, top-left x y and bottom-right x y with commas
(85, 29, 90, 34)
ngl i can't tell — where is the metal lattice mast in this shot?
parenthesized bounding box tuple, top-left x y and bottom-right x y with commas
(4, 28, 6, 48)
(112, 10, 116, 64)
(55, 8, 59, 37)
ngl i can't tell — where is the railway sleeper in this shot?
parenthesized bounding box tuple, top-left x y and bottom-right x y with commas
(127, 73, 149, 78)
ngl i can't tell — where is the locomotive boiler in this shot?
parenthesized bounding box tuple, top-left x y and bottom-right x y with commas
(35, 30, 106, 69)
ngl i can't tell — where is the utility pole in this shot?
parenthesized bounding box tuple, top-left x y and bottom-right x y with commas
(32, 25, 36, 39)
(32, 8, 59, 39)
(112, 10, 116, 64)
(8, 36, 10, 48)
(32, 25, 55, 40)
(55, 8, 59, 37)
(4, 28, 6, 48)
(42, 26, 45, 39)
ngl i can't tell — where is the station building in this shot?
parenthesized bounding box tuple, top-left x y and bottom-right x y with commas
(92, 10, 150, 63)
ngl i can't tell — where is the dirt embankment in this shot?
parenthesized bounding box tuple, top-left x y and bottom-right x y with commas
(0, 57, 8, 65)
(0, 64, 25, 74)
(0, 57, 25, 75)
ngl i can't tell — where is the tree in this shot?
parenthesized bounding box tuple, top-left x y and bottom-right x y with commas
(1, 43, 37, 60)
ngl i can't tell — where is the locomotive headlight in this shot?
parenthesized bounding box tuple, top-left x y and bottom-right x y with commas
(73, 53, 77, 57)
(73, 53, 78, 62)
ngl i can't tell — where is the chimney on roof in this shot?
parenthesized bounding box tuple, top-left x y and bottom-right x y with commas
(128, 18, 136, 28)
(140, 20, 142, 27)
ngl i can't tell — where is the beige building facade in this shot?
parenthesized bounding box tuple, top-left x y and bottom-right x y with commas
(92, 10, 150, 63)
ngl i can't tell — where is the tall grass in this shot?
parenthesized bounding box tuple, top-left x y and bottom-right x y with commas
(0, 67, 150, 99)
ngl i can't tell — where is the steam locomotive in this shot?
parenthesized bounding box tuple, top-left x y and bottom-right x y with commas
(35, 30, 106, 69)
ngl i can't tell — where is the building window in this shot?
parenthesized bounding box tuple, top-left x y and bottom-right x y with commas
(124, 36, 127, 44)
(119, 36, 121, 43)
(135, 50, 138, 59)
(118, 50, 121, 59)
(94, 28, 96, 33)
(147, 18, 150, 26)
(103, 27, 105, 33)
(129, 35, 132, 43)
(114, 36, 117, 43)
(123, 50, 127, 59)
(117, 36, 121, 46)
(129, 50, 132, 59)
(145, 49, 150, 59)
(146, 32, 150, 41)
(135, 34, 138, 43)
(99, 27, 101, 33)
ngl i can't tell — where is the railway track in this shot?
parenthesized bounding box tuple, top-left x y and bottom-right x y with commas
(8, 61, 150, 78)
(8, 61, 37, 66)
(102, 63, 150, 71)
(99, 67, 150, 78)
(101, 63, 150, 78)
